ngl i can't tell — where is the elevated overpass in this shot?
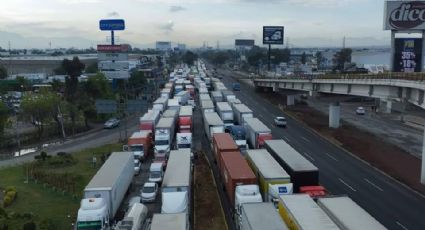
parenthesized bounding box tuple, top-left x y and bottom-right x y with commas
(253, 73, 425, 184)
(253, 73, 425, 109)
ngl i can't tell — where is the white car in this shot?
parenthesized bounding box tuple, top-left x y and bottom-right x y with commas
(274, 116, 287, 127)
(356, 106, 366, 115)
(141, 182, 158, 203)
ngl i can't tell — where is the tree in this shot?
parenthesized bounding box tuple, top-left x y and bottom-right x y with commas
(62, 57, 85, 136)
(15, 76, 30, 91)
(315, 51, 324, 69)
(301, 52, 307, 64)
(21, 89, 60, 140)
(211, 51, 230, 66)
(0, 65, 7, 79)
(23, 222, 36, 230)
(85, 62, 98, 74)
(333, 48, 352, 71)
(83, 73, 112, 100)
(128, 71, 147, 98)
(53, 65, 66, 75)
(182, 51, 197, 66)
(0, 102, 9, 141)
(270, 48, 291, 65)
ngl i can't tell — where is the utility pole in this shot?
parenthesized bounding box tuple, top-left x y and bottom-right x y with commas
(343, 36, 346, 49)
(268, 44, 271, 71)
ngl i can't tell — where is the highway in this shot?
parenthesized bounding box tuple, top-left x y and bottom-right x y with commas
(218, 68, 425, 230)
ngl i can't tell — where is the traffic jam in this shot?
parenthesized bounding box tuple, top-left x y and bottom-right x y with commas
(74, 60, 387, 230)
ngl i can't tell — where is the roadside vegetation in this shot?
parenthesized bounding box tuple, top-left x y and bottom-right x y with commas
(0, 143, 121, 229)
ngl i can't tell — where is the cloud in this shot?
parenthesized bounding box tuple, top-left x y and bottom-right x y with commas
(56, 0, 100, 4)
(158, 20, 174, 32)
(107, 11, 120, 17)
(169, 5, 186, 12)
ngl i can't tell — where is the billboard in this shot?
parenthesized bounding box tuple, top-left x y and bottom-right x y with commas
(102, 70, 130, 79)
(393, 38, 423, 72)
(235, 39, 255, 46)
(97, 44, 129, 52)
(384, 1, 425, 30)
(99, 19, 125, 31)
(98, 61, 129, 71)
(98, 53, 128, 61)
(263, 26, 284, 45)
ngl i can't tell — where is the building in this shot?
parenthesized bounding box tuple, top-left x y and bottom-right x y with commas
(156, 41, 172, 51)
(177, 43, 186, 51)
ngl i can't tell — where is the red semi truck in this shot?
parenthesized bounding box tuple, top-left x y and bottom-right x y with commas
(139, 109, 161, 134)
(178, 106, 193, 133)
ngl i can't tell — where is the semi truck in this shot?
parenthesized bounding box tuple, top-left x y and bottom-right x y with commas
(150, 213, 188, 230)
(161, 88, 172, 99)
(153, 97, 168, 112)
(238, 202, 289, 230)
(167, 98, 180, 111)
(161, 149, 192, 225)
(199, 94, 211, 101)
(228, 125, 248, 153)
(244, 117, 272, 149)
(76, 152, 134, 230)
(246, 149, 291, 202)
(154, 117, 176, 157)
(211, 91, 224, 103)
(201, 100, 215, 114)
(218, 151, 262, 221)
(178, 106, 193, 133)
(265, 139, 319, 193)
(123, 131, 152, 173)
(232, 103, 253, 125)
(163, 109, 179, 121)
(216, 102, 234, 129)
(203, 112, 225, 141)
(212, 133, 239, 167)
(176, 132, 192, 150)
(139, 109, 160, 133)
(115, 203, 149, 230)
(222, 90, 236, 102)
(317, 196, 387, 230)
(277, 194, 340, 230)
(175, 90, 189, 105)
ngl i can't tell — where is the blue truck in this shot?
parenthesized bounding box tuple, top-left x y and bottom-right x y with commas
(232, 83, 241, 91)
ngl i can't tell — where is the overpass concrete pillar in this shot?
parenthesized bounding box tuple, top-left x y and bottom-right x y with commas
(329, 102, 340, 128)
(385, 101, 392, 113)
(287, 95, 295, 106)
(422, 128, 425, 184)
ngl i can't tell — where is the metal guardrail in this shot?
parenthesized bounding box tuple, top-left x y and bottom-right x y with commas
(253, 73, 425, 81)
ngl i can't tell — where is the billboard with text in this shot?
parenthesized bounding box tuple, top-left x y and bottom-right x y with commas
(263, 26, 284, 45)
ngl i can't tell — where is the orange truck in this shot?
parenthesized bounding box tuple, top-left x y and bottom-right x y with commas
(123, 130, 153, 162)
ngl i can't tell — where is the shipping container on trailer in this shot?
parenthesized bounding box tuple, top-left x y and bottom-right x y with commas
(265, 140, 318, 192)
(244, 117, 272, 149)
(150, 213, 187, 230)
(317, 196, 387, 230)
(211, 91, 224, 103)
(201, 99, 215, 114)
(212, 133, 239, 167)
(203, 112, 225, 141)
(178, 106, 193, 133)
(232, 103, 253, 125)
(278, 194, 340, 230)
(163, 109, 179, 120)
(246, 149, 291, 201)
(139, 109, 160, 133)
(216, 102, 234, 128)
(153, 97, 168, 112)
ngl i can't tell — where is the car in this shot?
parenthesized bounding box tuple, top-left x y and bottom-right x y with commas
(356, 106, 366, 115)
(127, 196, 141, 210)
(104, 118, 120, 129)
(274, 116, 287, 127)
(141, 182, 158, 203)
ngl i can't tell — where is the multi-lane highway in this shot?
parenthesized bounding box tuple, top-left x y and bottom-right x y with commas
(218, 68, 425, 230)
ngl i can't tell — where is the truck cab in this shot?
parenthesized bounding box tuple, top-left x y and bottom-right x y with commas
(149, 162, 164, 183)
(234, 185, 262, 225)
(154, 129, 171, 158)
(176, 133, 192, 150)
(228, 125, 248, 153)
(76, 198, 109, 230)
(232, 83, 241, 91)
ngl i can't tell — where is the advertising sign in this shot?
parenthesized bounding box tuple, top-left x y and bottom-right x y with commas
(97, 44, 129, 52)
(99, 19, 125, 31)
(263, 26, 284, 45)
(384, 1, 425, 30)
(393, 38, 423, 72)
(95, 100, 117, 114)
(103, 70, 130, 79)
(235, 39, 255, 46)
(98, 53, 128, 61)
(98, 61, 129, 71)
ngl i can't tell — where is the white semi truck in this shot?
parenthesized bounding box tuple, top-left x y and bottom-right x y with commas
(203, 112, 225, 141)
(232, 103, 253, 125)
(154, 117, 176, 157)
(76, 152, 134, 230)
(216, 102, 234, 128)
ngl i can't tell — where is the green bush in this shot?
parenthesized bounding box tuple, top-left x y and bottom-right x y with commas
(3, 196, 12, 207)
(40, 151, 48, 161)
(6, 191, 16, 201)
(5, 186, 16, 193)
(39, 218, 57, 230)
(23, 221, 36, 230)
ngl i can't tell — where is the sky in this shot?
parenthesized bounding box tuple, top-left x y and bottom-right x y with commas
(0, 0, 391, 49)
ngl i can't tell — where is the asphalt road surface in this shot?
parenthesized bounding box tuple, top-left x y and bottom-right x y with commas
(218, 68, 425, 230)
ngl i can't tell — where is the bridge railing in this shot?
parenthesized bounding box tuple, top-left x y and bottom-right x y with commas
(254, 72, 425, 81)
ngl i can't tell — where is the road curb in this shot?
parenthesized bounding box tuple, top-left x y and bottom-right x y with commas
(282, 107, 425, 199)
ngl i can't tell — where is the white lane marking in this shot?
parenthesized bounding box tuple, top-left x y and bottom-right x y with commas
(325, 153, 338, 162)
(364, 178, 384, 192)
(396, 221, 409, 230)
(258, 114, 264, 119)
(338, 178, 357, 192)
(303, 152, 315, 162)
(283, 136, 290, 142)
(301, 136, 311, 143)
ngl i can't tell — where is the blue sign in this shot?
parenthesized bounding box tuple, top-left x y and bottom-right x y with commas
(99, 19, 125, 31)
(278, 186, 287, 194)
(263, 26, 284, 45)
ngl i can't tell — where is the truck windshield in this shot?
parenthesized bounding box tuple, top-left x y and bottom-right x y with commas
(143, 186, 155, 193)
(130, 145, 143, 151)
(77, 221, 102, 230)
(155, 140, 169, 145)
(150, 171, 161, 178)
(178, 144, 191, 149)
